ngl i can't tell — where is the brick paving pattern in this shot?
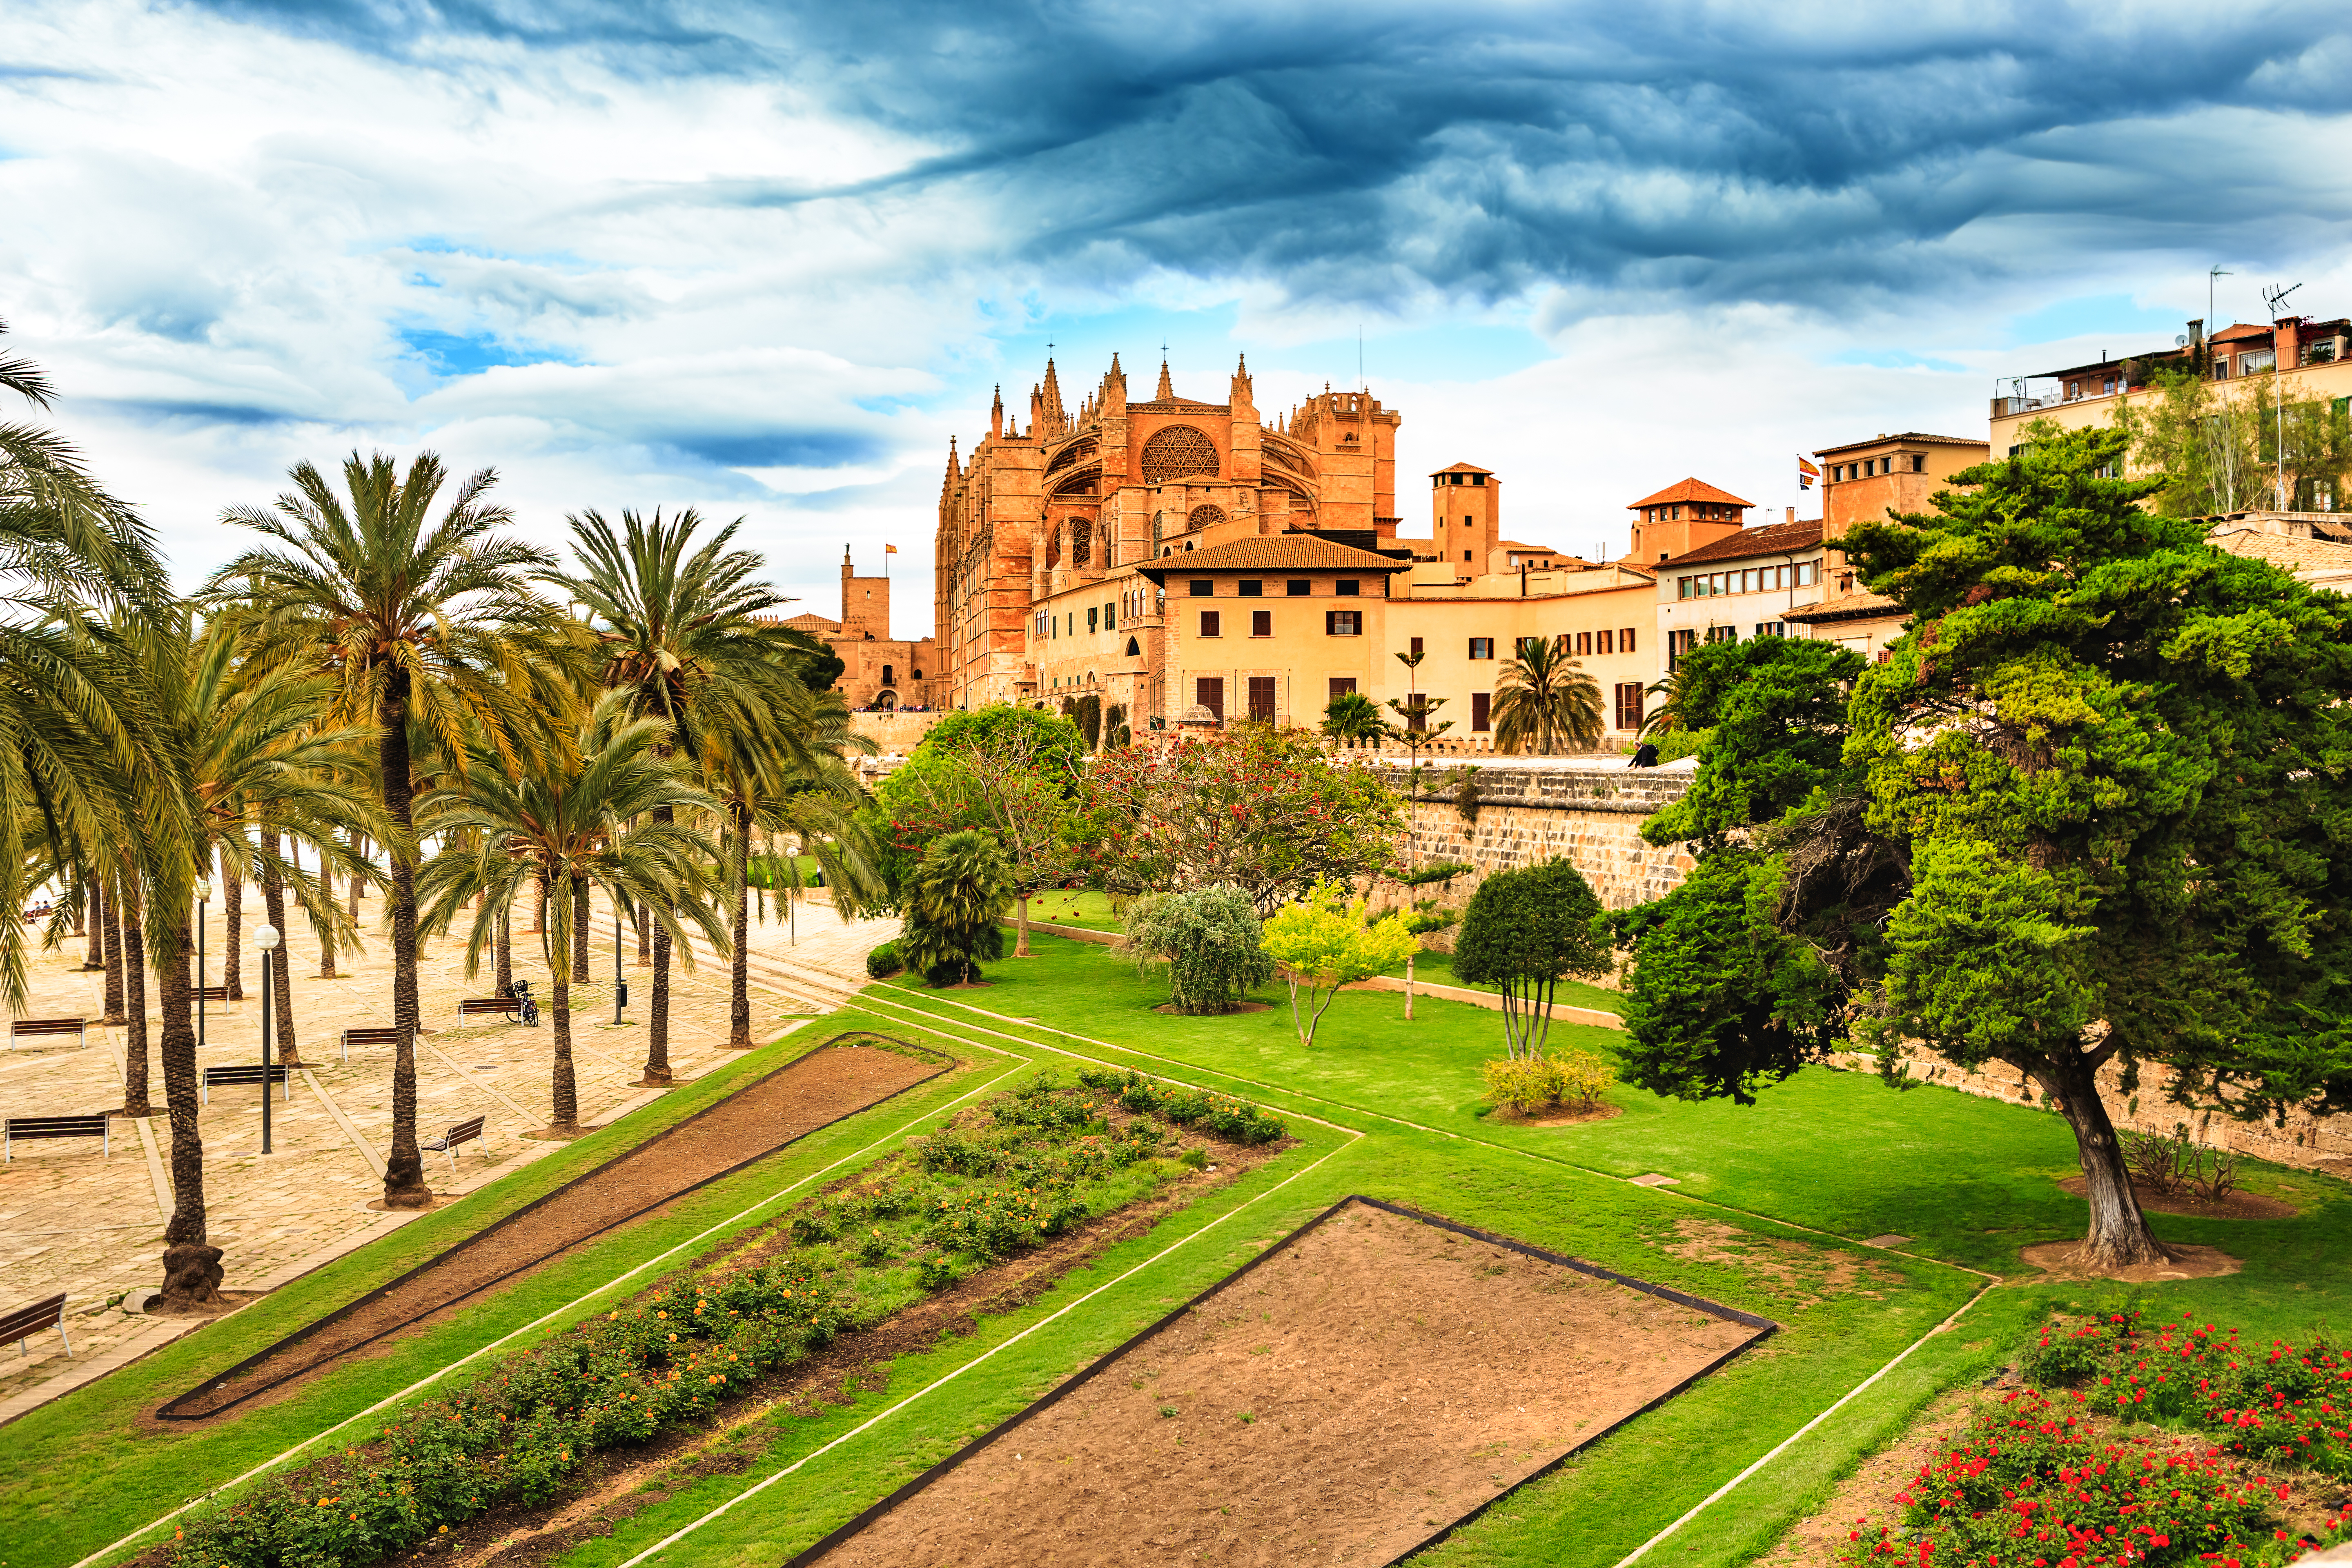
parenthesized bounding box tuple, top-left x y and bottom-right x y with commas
(0, 891, 894, 1410)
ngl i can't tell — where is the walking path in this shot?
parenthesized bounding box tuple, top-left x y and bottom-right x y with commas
(0, 893, 897, 1416)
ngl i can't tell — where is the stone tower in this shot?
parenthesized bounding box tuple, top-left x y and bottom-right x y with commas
(840, 546, 891, 640)
(1430, 462, 1499, 572)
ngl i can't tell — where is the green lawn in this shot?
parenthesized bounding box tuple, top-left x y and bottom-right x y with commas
(1017, 887, 1123, 929)
(27, 933, 2352, 1568)
(1378, 945, 1626, 1014)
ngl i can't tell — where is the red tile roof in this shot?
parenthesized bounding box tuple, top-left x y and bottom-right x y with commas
(2210, 323, 2275, 344)
(1659, 519, 1823, 568)
(1813, 432, 1988, 457)
(1134, 532, 1412, 579)
(1628, 477, 1754, 510)
(1430, 461, 1493, 476)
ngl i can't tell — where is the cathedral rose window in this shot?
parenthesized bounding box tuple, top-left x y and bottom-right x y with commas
(1187, 504, 1227, 531)
(1141, 424, 1219, 485)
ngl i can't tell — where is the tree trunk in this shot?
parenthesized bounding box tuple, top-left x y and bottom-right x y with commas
(102, 886, 126, 1025)
(637, 890, 650, 964)
(261, 829, 301, 1066)
(82, 886, 100, 965)
(1403, 953, 1414, 1023)
(1015, 892, 1031, 957)
(348, 835, 363, 921)
(645, 803, 675, 1082)
(495, 902, 513, 998)
(223, 852, 243, 1001)
(157, 913, 220, 1305)
(121, 880, 153, 1118)
(549, 875, 579, 1131)
(2026, 1043, 2171, 1269)
(728, 807, 753, 1050)
(318, 844, 338, 978)
(379, 679, 431, 1207)
(573, 878, 590, 983)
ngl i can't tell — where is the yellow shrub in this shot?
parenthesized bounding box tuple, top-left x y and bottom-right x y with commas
(1481, 1049, 1612, 1114)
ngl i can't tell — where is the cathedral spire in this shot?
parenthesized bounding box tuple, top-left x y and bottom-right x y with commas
(990, 385, 1003, 440)
(1040, 352, 1067, 437)
(1155, 356, 1174, 401)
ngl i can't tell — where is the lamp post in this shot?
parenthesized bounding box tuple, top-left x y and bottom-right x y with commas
(613, 892, 628, 1025)
(195, 878, 214, 1057)
(256, 922, 280, 1154)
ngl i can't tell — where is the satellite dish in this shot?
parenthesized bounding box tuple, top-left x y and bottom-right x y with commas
(2176, 335, 2190, 347)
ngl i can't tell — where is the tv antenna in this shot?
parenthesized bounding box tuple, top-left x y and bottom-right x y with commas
(2208, 265, 2233, 330)
(2265, 282, 2304, 511)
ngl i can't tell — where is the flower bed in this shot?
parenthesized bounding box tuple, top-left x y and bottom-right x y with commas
(165, 1073, 1285, 1568)
(1840, 1312, 2352, 1568)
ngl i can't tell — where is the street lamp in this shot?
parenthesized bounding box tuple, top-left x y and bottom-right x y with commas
(613, 891, 628, 1025)
(256, 922, 281, 1155)
(194, 878, 215, 1058)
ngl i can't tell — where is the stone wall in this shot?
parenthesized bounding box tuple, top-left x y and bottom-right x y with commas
(1833, 1049, 2352, 1179)
(1375, 760, 1697, 912)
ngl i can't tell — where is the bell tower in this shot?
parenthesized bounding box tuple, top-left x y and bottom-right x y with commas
(840, 546, 890, 639)
(1430, 462, 1498, 572)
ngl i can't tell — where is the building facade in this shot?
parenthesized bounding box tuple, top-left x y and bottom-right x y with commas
(782, 549, 941, 711)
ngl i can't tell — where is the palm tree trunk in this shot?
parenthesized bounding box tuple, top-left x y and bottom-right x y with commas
(645, 803, 675, 1082)
(102, 885, 126, 1025)
(637, 895, 650, 964)
(261, 829, 301, 1067)
(82, 886, 101, 967)
(495, 902, 513, 998)
(573, 878, 589, 983)
(318, 842, 337, 977)
(728, 806, 752, 1050)
(549, 874, 579, 1131)
(347, 835, 363, 921)
(222, 851, 243, 1001)
(121, 878, 154, 1117)
(157, 915, 221, 1306)
(379, 678, 431, 1207)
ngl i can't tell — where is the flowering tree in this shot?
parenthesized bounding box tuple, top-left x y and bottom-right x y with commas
(876, 707, 1082, 954)
(1259, 882, 1417, 1048)
(1081, 726, 1401, 916)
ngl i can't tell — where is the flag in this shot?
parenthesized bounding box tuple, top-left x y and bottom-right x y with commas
(885, 543, 898, 554)
(1797, 455, 1820, 490)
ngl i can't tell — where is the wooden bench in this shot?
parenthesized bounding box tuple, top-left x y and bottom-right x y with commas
(3, 1115, 109, 1162)
(9, 1017, 87, 1050)
(339, 1025, 401, 1063)
(192, 984, 230, 1003)
(423, 1114, 486, 1169)
(200, 1063, 291, 1104)
(0, 1293, 70, 1359)
(457, 997, 521, 1026)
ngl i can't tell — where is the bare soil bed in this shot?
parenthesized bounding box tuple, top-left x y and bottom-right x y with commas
(804, 1198, 1769, 1568)
(157, 1040, 944, 1421)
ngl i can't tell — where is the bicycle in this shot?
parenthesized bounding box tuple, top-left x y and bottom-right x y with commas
(510, 979, 541, 1028)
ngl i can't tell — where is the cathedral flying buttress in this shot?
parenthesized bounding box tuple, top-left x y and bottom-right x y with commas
(934, 350, 1402, 712)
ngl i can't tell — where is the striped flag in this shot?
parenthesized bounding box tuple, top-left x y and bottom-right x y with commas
(1797, 455, 1821, 490)
(885, 543, 899, 554)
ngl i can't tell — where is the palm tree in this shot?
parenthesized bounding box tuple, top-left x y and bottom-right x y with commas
(698, 685, 882, 1049)
(209, 452, 570, 1207)
(417, 694, 725, 1134)
(1321, 690, 1389, 743)
(541, 508, 806, 1083)
(901, 829, 1012, 987)
(1491, 635, 1605, 756)
(1639, 668, 1688, 737)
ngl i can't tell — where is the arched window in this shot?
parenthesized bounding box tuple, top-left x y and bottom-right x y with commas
(1141, 424, 1218, 484)
(1069, 518, 1091, 567)
(1187, 503, 1226, 531)
(1125, 637, 1140, 657)
(880, 664, 895, 687)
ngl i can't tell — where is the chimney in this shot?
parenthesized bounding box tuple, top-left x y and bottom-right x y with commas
(1786, 506, 1795, 524)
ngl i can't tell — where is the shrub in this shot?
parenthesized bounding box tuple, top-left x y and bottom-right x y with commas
(865, 942, 902, 979)
(1259, 880, 1417, 1048)
(1077, 1066, 1287, 1145)
(1124, 885, 1276, 1014)
(1480, 1049, 1611, 1114)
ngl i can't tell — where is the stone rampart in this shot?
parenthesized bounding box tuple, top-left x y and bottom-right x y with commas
(1374, 759, 1698, 911)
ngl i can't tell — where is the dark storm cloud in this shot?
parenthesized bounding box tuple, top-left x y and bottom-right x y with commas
(171, 1, 2352, 311)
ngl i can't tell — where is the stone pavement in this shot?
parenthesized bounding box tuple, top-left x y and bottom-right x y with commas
(0, 891, 896, 1414)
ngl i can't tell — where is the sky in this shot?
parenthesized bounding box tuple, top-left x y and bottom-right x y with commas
(7, 1, 2352, 637)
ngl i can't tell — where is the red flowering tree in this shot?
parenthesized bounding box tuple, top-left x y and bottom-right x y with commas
(877, 721, 1081, 956)
(1080, 727, 1401, 915)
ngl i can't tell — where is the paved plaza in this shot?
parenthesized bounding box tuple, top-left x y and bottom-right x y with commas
(0, 891, 893, 1415)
